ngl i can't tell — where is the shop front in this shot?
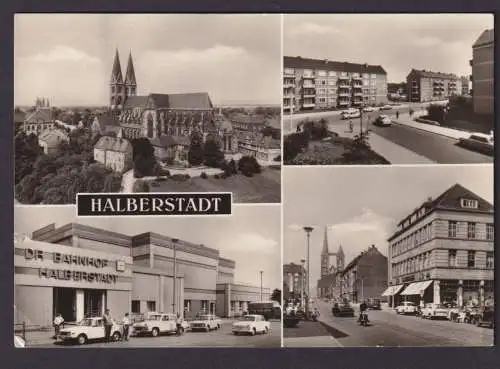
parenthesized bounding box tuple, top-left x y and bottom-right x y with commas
(14, 238, 133, 327)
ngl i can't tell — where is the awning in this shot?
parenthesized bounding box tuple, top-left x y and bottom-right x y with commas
(381, 284, 405, 297)
(400, 280, 434, 296)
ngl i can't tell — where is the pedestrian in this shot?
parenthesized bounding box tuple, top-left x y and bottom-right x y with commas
(349, 120, 353, 133)
(103, 309, 113, 342)
(121, 313, 131, 341)
(396, 111, 399, 119)
(53, 313, 64, 339)
(175, 313, 183, 336)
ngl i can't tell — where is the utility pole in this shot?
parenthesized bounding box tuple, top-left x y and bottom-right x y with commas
(172, 238, 178, 315)
(260, 270, 263, 301)
(303, 227, 314, 319)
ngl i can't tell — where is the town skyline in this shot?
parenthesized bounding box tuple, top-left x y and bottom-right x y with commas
(14, 14, 281, 107)
(284, 14, 493, 82)
(283, 165, 494, 290)
(14, 205, 282, 290)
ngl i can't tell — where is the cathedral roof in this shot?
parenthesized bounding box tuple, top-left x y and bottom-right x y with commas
(123, 96, 148, 109)
(124, 51, 137, 86)
(110, 49, 124, 84)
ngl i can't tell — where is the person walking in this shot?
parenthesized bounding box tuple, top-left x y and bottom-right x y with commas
(175, 313, 183, 336)
(103, 309, 113, 343)
(53, 313, 64, 339)
(396, 111, 399, 120)
(121, 313, 131, 341)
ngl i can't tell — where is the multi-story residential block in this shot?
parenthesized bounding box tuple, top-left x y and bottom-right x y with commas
(470, 29, 494, 116)
(406, 69, 460, 103)
(283, 56, 388, 111)
(385, 184, 494, 309)
(283, 262, 306, 301)
(339, 245, 388, 303)
(460, 76, 471, 96)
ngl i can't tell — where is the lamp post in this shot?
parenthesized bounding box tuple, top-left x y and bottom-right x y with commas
(303, 226, 314, 319)
(172, 238, 178, 315)
(260, 270, 263, 301)
(300, 259, 306, 307)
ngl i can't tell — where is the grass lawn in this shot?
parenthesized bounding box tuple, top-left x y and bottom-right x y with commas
(149, 167, 281, 203)
(286, 136, 389, 165)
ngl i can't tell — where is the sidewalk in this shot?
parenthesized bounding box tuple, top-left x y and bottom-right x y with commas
(283, 320, 342, 348)
(390, 114, 472, 140)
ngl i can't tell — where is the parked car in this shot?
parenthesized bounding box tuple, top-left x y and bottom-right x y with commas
(14, 335, 26, 348)
(366, 298, 382, 310)
(232, 314, 270, 335)
(342, 111, 361, 120)
(421, 303, 449, 320)
(57, 317, 122, 345)
(332, 302, 355, 317)
(341, 108, 359, 115)
(396, 301, 418, 315)
(471, 306, 494, 328)
(132, 312, 189, 337)
(189, 314, 222, 332)
(379, 105, 393, 110)
(458, 133, 494, 155)
(373, 115, 392, 127)
(363, 106, 377, 112)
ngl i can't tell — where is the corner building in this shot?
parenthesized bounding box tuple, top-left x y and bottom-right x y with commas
(385, 184, 494, 308)
(283, 56, 388, 111)
(14, 223, 267, 327)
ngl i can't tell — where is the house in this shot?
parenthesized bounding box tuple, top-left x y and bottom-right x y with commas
(38, 129, 69, 156)
(23, 107, 54, 136)
(93, 130, 133, 172)
(150, 135, 190, 165)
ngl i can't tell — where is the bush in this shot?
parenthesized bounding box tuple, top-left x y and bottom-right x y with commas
(426, 104, 446, 123)
(301, 119, 328, 141)
(200, 172, 208, 179)
(284, 132, 309, 162)
(238, 156, 261, 177)
(133, 179, 150, 193)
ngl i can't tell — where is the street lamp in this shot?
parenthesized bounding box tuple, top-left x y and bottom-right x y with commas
(172, 238, 178, 315)
(260, 270, 263, 301)
(300, 259, 306, 307)
(303, 226, 314, 319)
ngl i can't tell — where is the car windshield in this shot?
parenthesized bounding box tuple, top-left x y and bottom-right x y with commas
(148, 315, 162, 321)
(198, 315, 211, 320)
(242, 316, 256, 321)
(405, 302, 415, 306)
(78, 318, 98, 327)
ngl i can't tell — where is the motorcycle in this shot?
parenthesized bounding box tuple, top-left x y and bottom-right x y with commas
(311, 312, 319, 322)
(358, 312, 369, 326)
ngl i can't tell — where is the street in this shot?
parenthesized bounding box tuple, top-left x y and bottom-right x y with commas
(284, 103, 493, 164)
(33, 320, 281, 348)
(288, 301, 494, 347)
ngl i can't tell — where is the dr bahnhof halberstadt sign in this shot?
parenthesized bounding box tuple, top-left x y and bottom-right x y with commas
(24, 248, 125, 284)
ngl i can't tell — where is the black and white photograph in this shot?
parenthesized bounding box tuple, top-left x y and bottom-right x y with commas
(282, 165, 494, 347)
(14, 14, 281, 205)
(282, 14, 494, 165)
(14, 205, 281, 348)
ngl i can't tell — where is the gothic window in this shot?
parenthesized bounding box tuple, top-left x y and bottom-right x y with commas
(147, 113, 154, 138)
(117, 96, 122, 106)
(111, 86, 115, 93)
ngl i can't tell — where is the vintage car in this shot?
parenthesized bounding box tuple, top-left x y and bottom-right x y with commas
(232, 314, 270, 336)
(57, 317, 122, 345)
(332, 302, 355, 317)
(189, 314, 222, 332)
(341, 110, 361, 120)
(421, 303, 449, 320)
(366, 298, 382, 310)
(471, 306, 494, 328)
(362, 106, 377, 112)
(458, 133, 494, 155)
(373, 115, 392, 127)
(379, 104, 393, 111)
(396, 301, 418, 315)
(131, 312, 189, 337)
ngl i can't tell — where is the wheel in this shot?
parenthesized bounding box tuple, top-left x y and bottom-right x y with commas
(251, 328, 256, 336)
(264, 327, 269, 334)
(476, 317, 482, 327)
(77, 334, 87, 345)
(112, 331, 121, 342)
(206, 326, 210, 332)
(151, 328, 159, 337)
(178, 327, 184, 335)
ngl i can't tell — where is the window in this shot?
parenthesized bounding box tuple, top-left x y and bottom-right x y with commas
(448, 221, 457, 237)
(486, 223, 494, 240)
(131, 300, 140, 313)
(467, 250, 475, 268)
(467, 222, 476, 239)
(448, 250, 457, 267)
(363, 73, 369, 79)
(303, 69, 313, 77)
(328, 71, 337, 76)
(460, 198, 478, 209)
(317, 70, 326, 76)
(486, 252, 494, 268)
(371, 88, 377, 94)
(147, 301, 156, 312)
(321, 80, 326, 85)
(371, 74, 377, 78)
(184, 300, 191, 312)
(340, 72, 347, 77)
(201, 300, 208, 312)
(284, 68, 294, 75)
(328, 80, 336, 85)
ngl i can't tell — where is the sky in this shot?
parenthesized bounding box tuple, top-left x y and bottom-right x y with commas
(283, 165, 494, 293)
(284, 14, 494, 82)
(14, 14, 281, 107)
(14, 204, 281, 289)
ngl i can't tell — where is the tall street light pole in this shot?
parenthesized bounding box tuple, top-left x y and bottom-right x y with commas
(300, 259, 306, 307)
(303, 226, 314, 320)
(172, 238, 178, 315)
(260, 270, 263, 301)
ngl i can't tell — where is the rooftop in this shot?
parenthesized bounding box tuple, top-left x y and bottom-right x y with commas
(284, 56, 387, 75)
(473, 29, 494, 48)
(94, 135, 132, 152)
(408, 68, 458, 79)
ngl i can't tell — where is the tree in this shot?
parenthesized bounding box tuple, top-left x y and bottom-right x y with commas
(132, 138, 156, 177)
(271, 289, 281, 304)
(133, 179, 150, 193)
(238, 156, 261, 177)
(426, 104, 446, 123)
(187, 133, 204, 166)
(203, 138, 224, 168)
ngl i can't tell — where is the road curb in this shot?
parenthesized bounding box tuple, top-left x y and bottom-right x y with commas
(390, 120, 464, 141)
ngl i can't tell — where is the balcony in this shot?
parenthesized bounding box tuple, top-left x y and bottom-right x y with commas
(284, 71, 295, 77)
(338, 100, 349, 105)
(353, 92, 363, 96)
(338, 84, 351, 89)
(338, 75, 350, 80)
(303, 94, 316, 98)
(302, 102, 315, 108)
(352, 84, 363, 89)
(302, 75, 315, 80)
(283, 83, 295, 88)
(352, 100, 362, 105)
(352, 75, 362, 80)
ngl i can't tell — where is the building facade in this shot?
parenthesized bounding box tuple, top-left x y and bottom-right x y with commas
(38, 129, 69, 156)
(471, 29, 494, 116)
(460, 76, 471, 96)
(407, 69, 460, 103)
(283, 56, 388, 111)
(23, 107, 55, 136)
(283, 263, 305, 301)
(14, 223, 266, 326)
(385, 184, 494, 309)
(93, 130, 133, 172)
(340, 245, 388, 303)
(216, 283, 271, 318)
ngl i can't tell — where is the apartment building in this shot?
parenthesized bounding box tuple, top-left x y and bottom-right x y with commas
(385, 184, 494, 309)
(470, 29, 494, 116)
(339, 245, 388, 304)
(406, 69, 460, 103)
(283, 56, 388, 111)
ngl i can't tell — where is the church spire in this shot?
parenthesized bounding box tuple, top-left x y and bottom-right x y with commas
(110, 49, 123, 84)
(321, 225, 329, 255)
(124, 50, 137, 87)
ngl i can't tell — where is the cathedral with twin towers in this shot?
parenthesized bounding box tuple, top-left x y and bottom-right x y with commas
(317, 226, 345, 299)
